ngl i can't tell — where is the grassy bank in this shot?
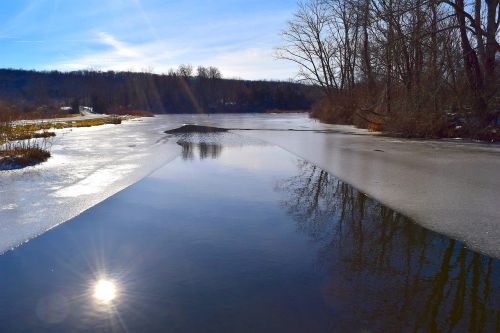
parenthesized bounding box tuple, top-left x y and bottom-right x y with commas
(1, 117, 122, 142)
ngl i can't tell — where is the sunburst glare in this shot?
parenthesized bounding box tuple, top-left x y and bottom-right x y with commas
(93, 279, 117, 303)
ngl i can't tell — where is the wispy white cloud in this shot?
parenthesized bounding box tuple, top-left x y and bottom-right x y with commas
(22, 0, 300, 79)
(51, 31, 183, 72)
(96, 32, 141, 58)
(15, 40, 44, 43)
(49, 31, 296, 80)
(209, 47, 297, 80)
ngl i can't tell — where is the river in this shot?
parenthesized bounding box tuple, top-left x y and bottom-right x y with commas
(0, 131, 498, 332)
(1, 113, 499, 257)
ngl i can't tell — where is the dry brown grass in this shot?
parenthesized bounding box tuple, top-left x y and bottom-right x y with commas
(108, 107, 155, 117)
(11, 112, 77, 121)
(7, 130, 56, 141)
(37, 117, 123, 129)
(266, 109, 308, 113)
(0, 115, 126, 144)
(0, 147, 51, 170)
(3, 116, 123, 142)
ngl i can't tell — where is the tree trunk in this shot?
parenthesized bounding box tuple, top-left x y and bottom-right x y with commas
(455, 0, 487, 121)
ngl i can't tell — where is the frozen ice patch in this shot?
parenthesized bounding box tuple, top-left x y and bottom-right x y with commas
(1, 204, 17, 211)
(54, 163, 138, 197)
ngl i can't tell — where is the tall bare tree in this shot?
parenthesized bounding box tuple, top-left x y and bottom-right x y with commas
(279, 0, 500, 138)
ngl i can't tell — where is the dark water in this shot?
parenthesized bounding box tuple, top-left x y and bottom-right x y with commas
(0, 138, 498, 332)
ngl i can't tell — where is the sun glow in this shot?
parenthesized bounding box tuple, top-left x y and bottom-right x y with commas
(93, 279, 117, 303)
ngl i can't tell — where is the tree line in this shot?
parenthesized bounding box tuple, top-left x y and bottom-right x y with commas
(278, 0, 499, 139)
(0, 67, 319, 116)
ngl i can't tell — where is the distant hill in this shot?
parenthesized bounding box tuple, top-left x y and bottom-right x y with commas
(0, 69, 320, 115)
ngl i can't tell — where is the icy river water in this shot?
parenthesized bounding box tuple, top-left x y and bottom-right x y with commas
(0, 114, 499, 332)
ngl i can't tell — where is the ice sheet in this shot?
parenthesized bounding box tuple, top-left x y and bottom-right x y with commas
(0, 118, 181, 253)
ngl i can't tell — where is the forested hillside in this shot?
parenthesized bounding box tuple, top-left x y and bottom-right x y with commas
(0, 67, 319, 115)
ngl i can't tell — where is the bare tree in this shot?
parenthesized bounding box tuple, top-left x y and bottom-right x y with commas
(279, 0, 499, 138)
(443, 0, 499, 125)
(276, 0, 361, 123)
(197, 66, 209, 79)
(277, 0, 339, 94)
(207, 66, 222, 79)
(177, 64, 193, 78)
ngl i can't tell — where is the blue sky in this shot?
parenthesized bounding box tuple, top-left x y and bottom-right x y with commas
(0, 0, 299, 80)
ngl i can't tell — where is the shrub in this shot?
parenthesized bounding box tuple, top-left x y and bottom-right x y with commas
(0, 147, 51, 170)
(108, 117, 122, 125)
(310, 95, 354, 125)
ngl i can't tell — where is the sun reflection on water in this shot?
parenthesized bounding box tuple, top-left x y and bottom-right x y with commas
(93, 279, 118, 303)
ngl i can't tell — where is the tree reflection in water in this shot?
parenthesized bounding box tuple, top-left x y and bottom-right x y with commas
(179, 141, 223, 160)
(276, 160, 500, 332)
